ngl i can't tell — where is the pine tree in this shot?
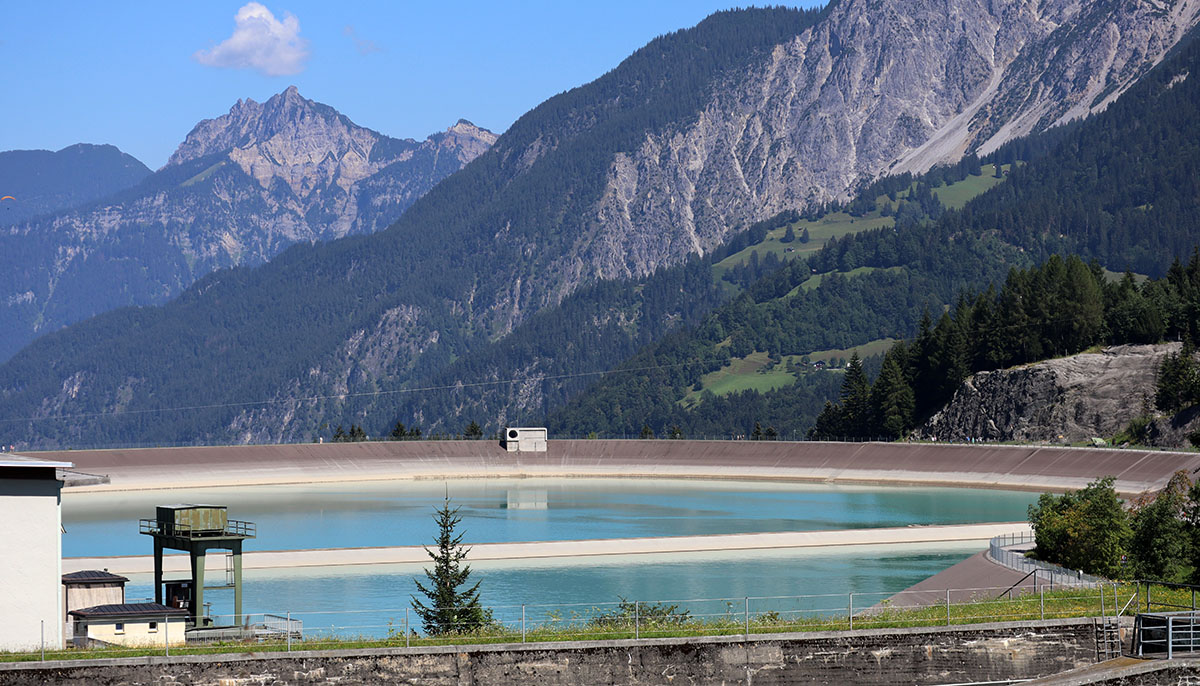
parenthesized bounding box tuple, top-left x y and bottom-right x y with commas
(412, 497, 489, 635)
(464, 421, 483, 439)
(840, 353, 872, 438)
(390, 421, 407, 440)
(782, 226, 796, 243)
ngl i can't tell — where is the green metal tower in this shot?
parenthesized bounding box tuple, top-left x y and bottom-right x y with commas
(140, 505, 255, 627)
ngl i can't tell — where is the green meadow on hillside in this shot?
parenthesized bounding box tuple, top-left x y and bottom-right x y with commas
(681, 337, 897, 405)
(712, 164, 1010, 283)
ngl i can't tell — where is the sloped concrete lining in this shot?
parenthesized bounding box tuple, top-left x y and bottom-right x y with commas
(28, 440, 1200, 496)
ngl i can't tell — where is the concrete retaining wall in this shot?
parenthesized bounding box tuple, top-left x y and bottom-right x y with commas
(0, 619, 1099, 685)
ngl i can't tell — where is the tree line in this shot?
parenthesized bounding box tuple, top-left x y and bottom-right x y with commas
(1029, 473, 1200, 583)
(810, 251, 1200, 440)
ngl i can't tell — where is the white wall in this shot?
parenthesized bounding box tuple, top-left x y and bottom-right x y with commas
(80, 617, 186, 647)
(0, 475, 63, 651)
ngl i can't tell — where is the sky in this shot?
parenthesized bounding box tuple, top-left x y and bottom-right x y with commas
(1, 1, 824, 170)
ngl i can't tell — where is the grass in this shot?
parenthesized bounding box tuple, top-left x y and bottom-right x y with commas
(931, 165, 1008, 210)
(680, 351, 797, 405)
(680, 338, 900, 405)
(787, 337, 898, 366)
(711, 164, 1014, 283)
(790, 266, 903, 294)
(3, 583, 1162, 664)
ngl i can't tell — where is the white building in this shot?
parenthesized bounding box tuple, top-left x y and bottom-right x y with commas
(503, 427, 548, 452)
(69, 603, 188, 648)
(0, 455, 72, 651)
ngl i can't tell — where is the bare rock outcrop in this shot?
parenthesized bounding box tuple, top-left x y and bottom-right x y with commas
(917, 343, 1181, 445)
(571, 0, 1200, 285)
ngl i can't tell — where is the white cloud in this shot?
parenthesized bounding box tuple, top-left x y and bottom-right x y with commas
(343, 25, 381, 56)
(194, 3, 310, 77)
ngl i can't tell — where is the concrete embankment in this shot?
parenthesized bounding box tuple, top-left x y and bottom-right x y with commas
(0, 618, 1099, 686)
(32, 439, 1200, 495)
(62, 522, 1031, 576)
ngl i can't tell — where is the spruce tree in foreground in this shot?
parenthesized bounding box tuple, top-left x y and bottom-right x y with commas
(412, 497, 489, 635)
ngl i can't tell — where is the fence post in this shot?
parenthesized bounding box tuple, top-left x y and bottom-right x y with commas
(286, 612, 291, 652)
(848, 593, 854, 630)
(522, 605, 526, 643)
(1100, 583, 1105, 619)
(635, 601, 640, 640)
(40, 620, 44, 661)
(744, 597, 749, 640)
(164, 615, 169, 657)
(946, 590, 951, 626)
(1169, 615, 1174, 660)
(405, 608, 410, 649)
(1040, 585, 1045, 620)
(1147, 584, 1152, 612)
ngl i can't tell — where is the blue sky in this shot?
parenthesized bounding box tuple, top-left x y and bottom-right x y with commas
(1, 2, 823, 169)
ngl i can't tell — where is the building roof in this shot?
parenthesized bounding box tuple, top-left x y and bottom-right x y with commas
(69, 603, 186, 618)
(62, 570, 129, 585)
(0, 454, 73, 469)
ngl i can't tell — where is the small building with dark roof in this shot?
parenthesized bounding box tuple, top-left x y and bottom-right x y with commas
(69, 603, 187, 647)
(62, 570, 129, 637)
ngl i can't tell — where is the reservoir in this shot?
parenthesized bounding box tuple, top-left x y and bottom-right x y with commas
(62, 478, 1037, 634)
(61, 478, 1037, 557)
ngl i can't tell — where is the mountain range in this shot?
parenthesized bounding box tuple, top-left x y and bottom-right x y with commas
(0, 87, 495, 360)
(1, 0, 1198, 449)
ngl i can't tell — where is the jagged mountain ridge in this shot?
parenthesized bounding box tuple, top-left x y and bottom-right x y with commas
(0, 87, 495, 360)
(0, 2, 1197, 448)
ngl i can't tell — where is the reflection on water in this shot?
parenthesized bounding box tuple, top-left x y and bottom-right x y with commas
(505, 489, 548, 510)
(62, 478, 1036, 557)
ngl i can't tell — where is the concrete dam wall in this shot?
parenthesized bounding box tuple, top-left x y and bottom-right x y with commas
(0, 619, 1100, 685)
(39, 438, 1200, 495)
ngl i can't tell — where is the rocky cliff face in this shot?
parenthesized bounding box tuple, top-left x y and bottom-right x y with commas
(569, 0, 1200, 287)
(0, 88, 495, 360)
(916, 343, 1196, 447)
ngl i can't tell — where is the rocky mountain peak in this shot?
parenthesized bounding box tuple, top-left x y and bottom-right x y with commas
(164, 86, 398, 199)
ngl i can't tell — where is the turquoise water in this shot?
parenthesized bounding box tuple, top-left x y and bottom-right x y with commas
(119, 542, 988, 638)
(61, 478, 1037, 557)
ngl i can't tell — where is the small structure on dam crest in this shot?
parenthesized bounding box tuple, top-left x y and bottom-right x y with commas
(503, 427, 547, 452)
(140, 504, 255, 628)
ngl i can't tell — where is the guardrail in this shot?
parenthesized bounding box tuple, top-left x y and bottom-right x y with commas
(138, 518, 256, 538)
(987, 532, 1103, 587)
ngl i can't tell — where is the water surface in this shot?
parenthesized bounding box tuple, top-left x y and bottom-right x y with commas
(62, 478, 1037, 557)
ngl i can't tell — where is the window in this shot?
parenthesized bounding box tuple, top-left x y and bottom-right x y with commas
(114, 622, 125, 634)
(148, 621, 158, 633)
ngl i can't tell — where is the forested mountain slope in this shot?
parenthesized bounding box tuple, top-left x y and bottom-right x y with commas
(0, 2, 1195, 448)
(0, 144, 151, 227)
(550, 25, 1200, 439)
(0, 87, 495, 361)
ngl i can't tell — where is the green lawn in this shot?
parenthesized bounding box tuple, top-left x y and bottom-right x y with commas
(932, 164, 1008, 209)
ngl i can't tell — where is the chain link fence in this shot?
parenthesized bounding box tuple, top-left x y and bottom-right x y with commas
(8, 582, 1132, 663)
